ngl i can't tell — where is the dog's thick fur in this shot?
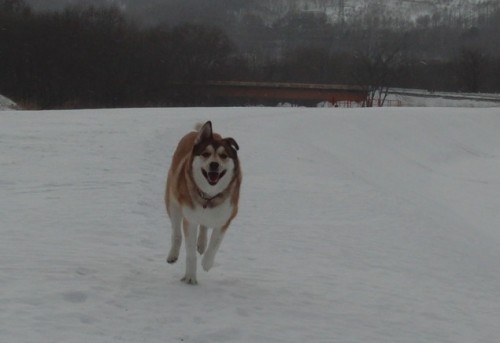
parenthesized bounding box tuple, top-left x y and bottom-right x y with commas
(165, 121, 241, 284)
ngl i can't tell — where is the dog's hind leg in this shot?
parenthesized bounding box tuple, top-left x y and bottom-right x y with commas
(201, 226, 226, 272)
(197, 225, 208, 255)
(182, 219, 198, 285)
(166, 206, 182, 264)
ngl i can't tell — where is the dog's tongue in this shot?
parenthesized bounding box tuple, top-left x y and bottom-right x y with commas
(208, 172, 219, 183)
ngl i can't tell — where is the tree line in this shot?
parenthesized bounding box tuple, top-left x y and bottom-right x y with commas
(0, 1, 239, 108)
(1, 0, 499, 109)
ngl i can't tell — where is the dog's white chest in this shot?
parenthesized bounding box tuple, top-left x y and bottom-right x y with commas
(183, 198, 234, 228)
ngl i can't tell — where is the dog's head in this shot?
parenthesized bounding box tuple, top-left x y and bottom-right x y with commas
(191, 121, 239, 194)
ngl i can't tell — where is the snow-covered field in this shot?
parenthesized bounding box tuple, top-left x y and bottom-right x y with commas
(389, 89, 500, 108)
(2, 107, 500, 342)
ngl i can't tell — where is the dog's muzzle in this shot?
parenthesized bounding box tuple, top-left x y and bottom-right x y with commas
(202, 164, 227, 185)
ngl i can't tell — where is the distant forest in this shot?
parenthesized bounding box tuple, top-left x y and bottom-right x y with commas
(1, 0, 500, 108)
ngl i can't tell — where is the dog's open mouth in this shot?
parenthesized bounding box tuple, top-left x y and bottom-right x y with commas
(202, 169, 227, 185)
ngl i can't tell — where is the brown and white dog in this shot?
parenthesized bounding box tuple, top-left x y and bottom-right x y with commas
(165, 121, 241, 284)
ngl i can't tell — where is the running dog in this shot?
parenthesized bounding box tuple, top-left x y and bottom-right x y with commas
(165, 121, 242, 284)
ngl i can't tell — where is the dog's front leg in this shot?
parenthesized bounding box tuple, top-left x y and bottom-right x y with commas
(201, 226, 226, 272)
(181, 219, 198, 285)
(197, 225, 208, 254)
(166, 207, 182, 264)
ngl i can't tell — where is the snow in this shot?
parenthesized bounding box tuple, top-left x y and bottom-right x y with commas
(0, 94, 17, 110)
(230, 0, 493, 25)
(1, 106, 500, 342)
(389, 89, 500, 108)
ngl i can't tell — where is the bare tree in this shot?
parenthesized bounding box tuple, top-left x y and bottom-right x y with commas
(0, 0, 30, 13)
(170, 24, 235, 82)
(454, 47, 488, 92)
(351, 39, 404, 107)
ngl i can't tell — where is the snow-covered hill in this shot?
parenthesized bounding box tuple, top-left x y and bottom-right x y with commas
(275, 0, 497, 23)
(26, 0, 497, 25)
(0, 94, 17, 110)
(2, 107, 500, 342)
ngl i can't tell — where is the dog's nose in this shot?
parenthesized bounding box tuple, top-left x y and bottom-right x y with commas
(209, 162, 219, 171)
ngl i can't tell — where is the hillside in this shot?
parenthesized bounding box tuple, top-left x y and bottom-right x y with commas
(0, 94, 17, 110)
(233, 0, 497, 23)
(2, 107, 500, 342)
(25, 0, 498, 25)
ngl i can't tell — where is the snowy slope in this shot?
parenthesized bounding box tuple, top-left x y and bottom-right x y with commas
(1, 107, 500, 342)
(26, 0, 495, 25)
(0, 94, 17, 110)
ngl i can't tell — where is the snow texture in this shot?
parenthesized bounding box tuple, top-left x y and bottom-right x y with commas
(1, 107, 500, 342)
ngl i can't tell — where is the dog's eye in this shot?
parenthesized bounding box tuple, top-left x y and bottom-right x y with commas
(201, 152, 211, 158)
(219, 153, 228, 160)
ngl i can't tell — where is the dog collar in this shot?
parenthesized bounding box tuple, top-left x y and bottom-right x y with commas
(197, 189, 223, 209)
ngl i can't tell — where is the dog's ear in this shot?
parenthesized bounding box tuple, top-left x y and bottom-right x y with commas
(224, 137, 239, 153)
(195, 121, 212, 145)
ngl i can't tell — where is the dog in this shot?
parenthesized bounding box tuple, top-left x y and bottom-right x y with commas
(165, 121, 242, 284)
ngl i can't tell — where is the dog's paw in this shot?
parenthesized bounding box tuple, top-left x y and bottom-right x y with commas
(166, 254, 178, 264)
(201, 256, 214, 272)
(197, 239, 207, 255)
(181, 275, 198, 285)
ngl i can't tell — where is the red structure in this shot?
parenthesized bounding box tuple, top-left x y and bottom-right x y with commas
(197, 81, 368, 107)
